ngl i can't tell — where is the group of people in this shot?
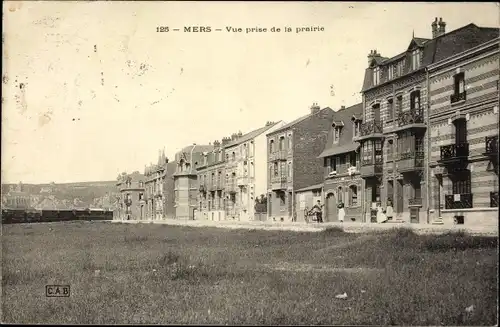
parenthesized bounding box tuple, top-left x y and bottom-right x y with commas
(304, 200, 393, 223)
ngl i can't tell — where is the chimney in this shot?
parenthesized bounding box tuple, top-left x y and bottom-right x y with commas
(310, 102, 320, 115)
(367, 49, 382, 66)
(431, 17, 438, 38)
(221, 137, 229, 146)
(231, 133, 237, 141)
(438, 17, 446, 36)
(237, 131, 242, 138)
(214, 140, 220, 148)
(339, 105, 346, 111)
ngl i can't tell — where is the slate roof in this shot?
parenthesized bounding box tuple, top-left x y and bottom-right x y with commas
(318, 103, 363, 158)
(361, 23, 499, 92)
(296, 183, 324, 193)
(268, 107, 333, 136)
(225, 121, 282, 148)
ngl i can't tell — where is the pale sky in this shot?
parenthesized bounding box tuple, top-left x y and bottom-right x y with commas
(2, 1, 498, 184)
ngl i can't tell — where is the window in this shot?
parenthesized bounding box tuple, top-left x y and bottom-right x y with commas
(396, 60, 404, 77)
(269, 140, 274, 153)
(288, 162, 292, 178)
(349, 185, 358, 206)
(333, 127, 341, 143)
(226, 154, 229, 161)
(452, 72, 465, 101)
(273, 162, 279, 177)
(411, 49, 421, 70)
(387, 139, 394, 161)
(397, 95, 403, 115)
(374, 140, 383, 163)
(372, 103, 381, 122)
(373, 66, 380, 85)
(279, 137, 285, 151)
(454, 119, 467, 144)
(279, 192, 286, 206)
(410, 90, 421, 112)
(349, 152, 356, 167)
(250, 141, 254, 156)
(388, 65, 394, 80)
(139, 181, 144, 188)
(452, 170, 471, 195)
(313, 190, 321, 197)
(218, 151, 222, 161)
(387, 98, 394, 121)
(288, 136, 292, 150)
(353, 121, 361, 138)
(415, 136, 424, 153)
(232, 152, 236, 161)
(330, 156, 336, 171)
(204, 155, 207, 166)
(362, 142, 372, 164)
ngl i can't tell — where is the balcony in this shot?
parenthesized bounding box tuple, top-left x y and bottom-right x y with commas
(439, 142, 469, 164)
(444, 193, 473, 209)
(208, 181, 218, 191)
(237, 176, 249, 186)
(408, 198, 422, 207)
(270, 150, 287, 161)
(450, 91, 466, 104)
(226, 181, 237, 193)
(397, 151, 424, 173)
(124, 198, 132, 207)
(360, 160, 383, 178)
(484, 135, 498, 157)
(271, 177, 287, 190)
(491, 192, 499, 208)
(355, 121, 384, 141)
(394, 110, 426, 132)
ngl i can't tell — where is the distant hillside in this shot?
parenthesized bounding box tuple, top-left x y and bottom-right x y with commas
(1, 181, 119, 209)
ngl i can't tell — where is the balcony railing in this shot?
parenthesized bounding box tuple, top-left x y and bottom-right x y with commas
(491, 192, 499, 208)
(270, 150, 287, 161)
(271, 176, 287, 190)
(359, 121, 383, 137)
(450, 91, 466, 104)
(485, 135, 498, 156)
(439, 142, 469, 162)
(208, 181, 218, 191)
(408, 198, 422, 206)
(360, 160, 383, 178)
(397, 110, 424, 127)
(226, 181, 237, 193)
(237, 176, 249, 186)
(444, 193, 473, 209)
(397, 151, 424, 172)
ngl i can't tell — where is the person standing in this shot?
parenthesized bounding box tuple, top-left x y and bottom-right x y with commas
(338, 202, 345, 223)
(311, 200, 324, 223)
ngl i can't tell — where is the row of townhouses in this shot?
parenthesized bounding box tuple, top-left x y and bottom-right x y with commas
(114, 18, 499, 227)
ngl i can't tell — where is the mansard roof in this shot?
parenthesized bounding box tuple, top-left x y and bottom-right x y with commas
(361, 23, 499, 92)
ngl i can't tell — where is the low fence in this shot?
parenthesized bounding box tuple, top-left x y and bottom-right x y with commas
(1, 209, 113, 224)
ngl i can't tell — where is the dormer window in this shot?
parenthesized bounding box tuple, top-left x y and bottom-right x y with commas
(388, 65, 394, 80)
(373, 66, 380, 85)
(352, 119, 362, 139)
(411, 49, 421, 70)
(333, 126, 341, 144)
(396, 60, 404, 77)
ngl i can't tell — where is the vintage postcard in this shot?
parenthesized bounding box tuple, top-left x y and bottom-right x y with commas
(2, 1, 499, 325)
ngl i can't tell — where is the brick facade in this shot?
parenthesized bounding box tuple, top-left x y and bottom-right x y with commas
(266, 104, 334, 222)
(428, 38, 499, 227)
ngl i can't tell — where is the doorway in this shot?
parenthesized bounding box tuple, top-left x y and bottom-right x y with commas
(326, 193, 337, 222)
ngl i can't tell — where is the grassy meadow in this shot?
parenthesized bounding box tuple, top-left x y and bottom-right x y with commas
(2, 221, 498, 325)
